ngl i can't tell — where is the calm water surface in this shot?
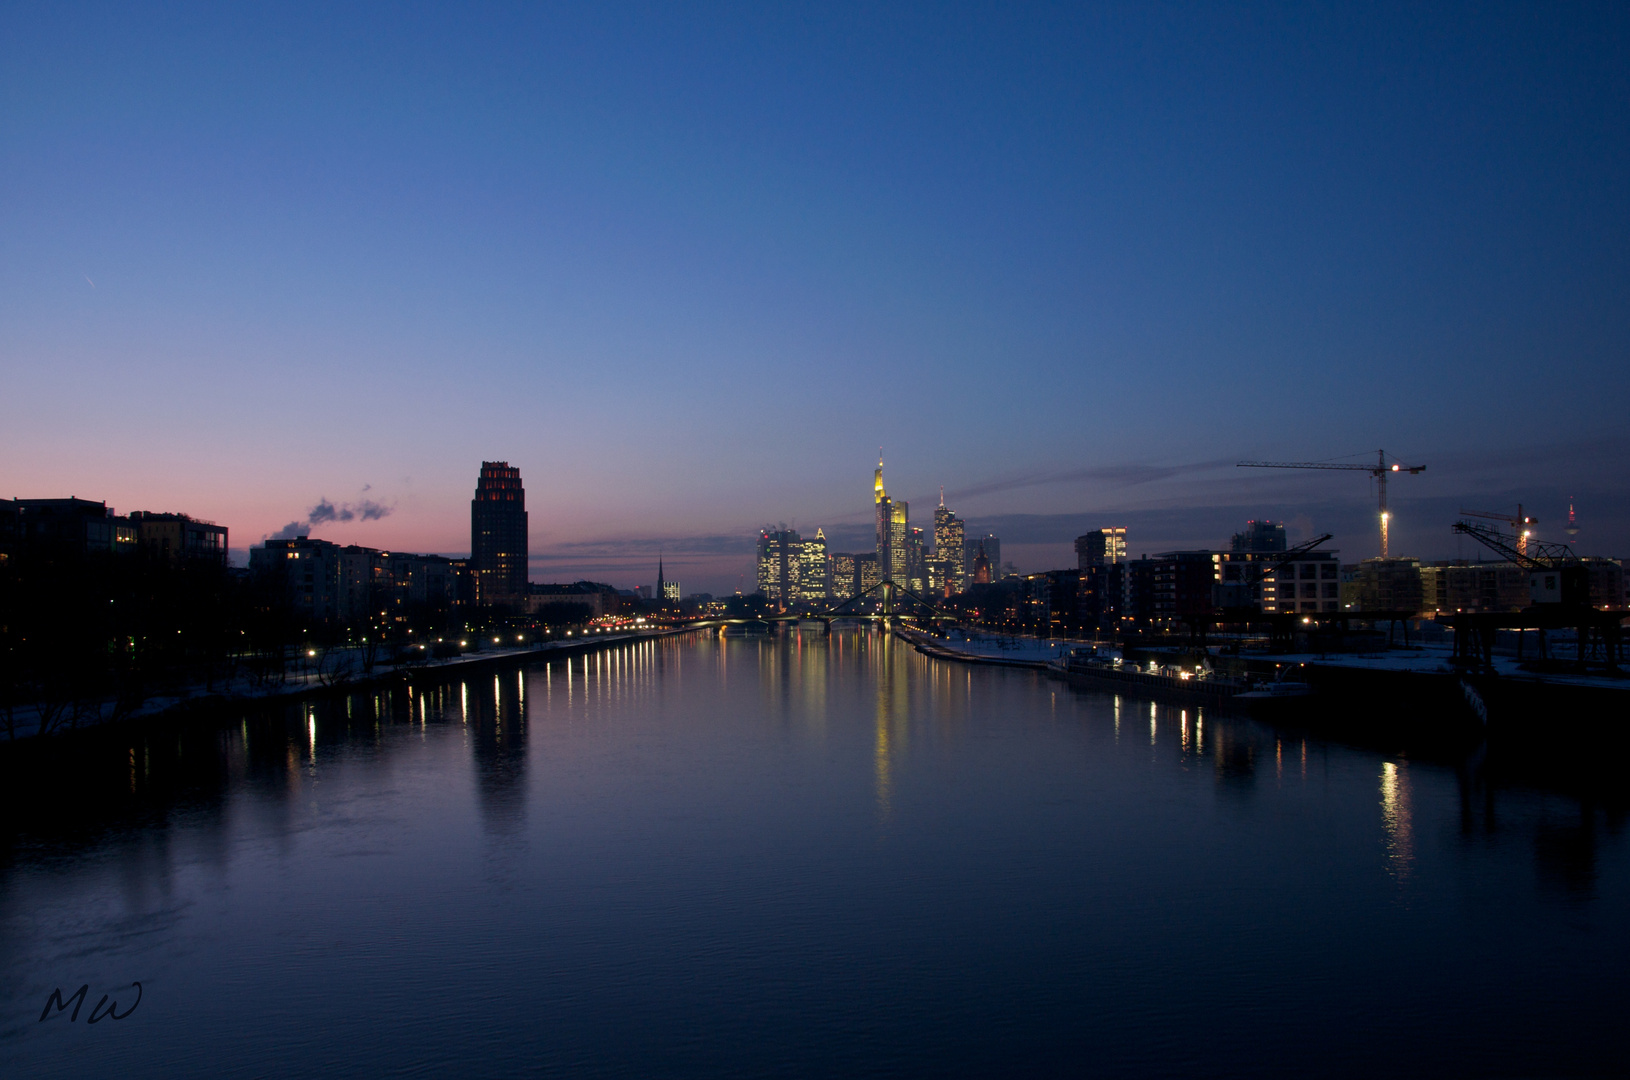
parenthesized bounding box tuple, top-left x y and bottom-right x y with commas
(3, 629, 1627, 1077)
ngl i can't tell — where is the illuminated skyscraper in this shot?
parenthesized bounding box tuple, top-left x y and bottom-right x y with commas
(756, 525, 801, 609)
(830, 552, 858, 601)
(1075, 527, 1128, 628)
(873, 454, 908, 583)
(857, 553, 882, 593)
(799, 528, 829, 602)
(933, 488, 966, 594)
(471, 461, 528, 607)
(906, 527, 926, 593)
(1075, 527, 1127, 566)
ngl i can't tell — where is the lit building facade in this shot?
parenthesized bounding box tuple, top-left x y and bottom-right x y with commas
(906, 527, 926, 593)
(471, 461, 528, 608)
(1075, 527, 1128, 626)
(873, 456, 909, 584)
(1262, 550, 1342, 614)
(933, 493, 966, 595)
(856, 553, 881, 593)
(799, 528, 829, 602)
(757, 525, 801, 609)
(1076, 527, 1127, 566)
(830, 552, 858, 601)
(129, 511, 229, 566)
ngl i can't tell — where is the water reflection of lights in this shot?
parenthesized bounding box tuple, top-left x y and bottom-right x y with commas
(1380, 760, 1415, 880)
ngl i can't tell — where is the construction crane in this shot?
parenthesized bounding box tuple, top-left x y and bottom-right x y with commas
(1458, 505, 1537, 557)
(1265, 532, 1334, 574)
(1237, 449, 1425, 558)
(1451, 520, 1572, 571)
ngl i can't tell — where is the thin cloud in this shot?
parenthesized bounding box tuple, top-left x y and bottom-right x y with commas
(948, 459, 1237, 503)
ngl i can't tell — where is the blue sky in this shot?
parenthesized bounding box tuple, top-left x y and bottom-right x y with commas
(3, 2, 1627, 591)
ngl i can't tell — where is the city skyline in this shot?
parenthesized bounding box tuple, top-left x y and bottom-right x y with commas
(5, 5, 1628, 594)
(14, 442, 1628, 599)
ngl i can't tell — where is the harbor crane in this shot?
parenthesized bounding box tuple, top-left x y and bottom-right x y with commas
(1458, 505, 1537, 557)
(1237, 449, 1425, 558)
(1451, 520, 1572, 572)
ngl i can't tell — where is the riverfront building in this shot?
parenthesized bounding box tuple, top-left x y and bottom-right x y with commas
(1262, 550, 1342, 614)
(471, 461, 528, 608)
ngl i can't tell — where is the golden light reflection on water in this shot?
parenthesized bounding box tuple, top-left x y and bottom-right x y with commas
(874, 634, 897, 823)
(1380, 760, 1415, 880)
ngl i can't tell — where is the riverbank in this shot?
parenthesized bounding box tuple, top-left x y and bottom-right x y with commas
(2, 626, 703, 745)
(892, 625, 1630, 746)
(891, 626, 1053, 670)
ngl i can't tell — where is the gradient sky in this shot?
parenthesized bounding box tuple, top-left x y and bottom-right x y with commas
(4, 2, 1627, 593)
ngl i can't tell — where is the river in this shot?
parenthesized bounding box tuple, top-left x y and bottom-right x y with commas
(2, 627, 1626, 1077)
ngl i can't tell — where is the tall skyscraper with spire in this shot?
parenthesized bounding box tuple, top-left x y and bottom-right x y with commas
(933, 487, 966, 595)
(874, 453, 907, 584)
(471, 461, 528, 608)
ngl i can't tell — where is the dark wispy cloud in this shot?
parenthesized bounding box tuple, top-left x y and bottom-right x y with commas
(947, 459, 1238, 503)
(532, 534, 752, 561)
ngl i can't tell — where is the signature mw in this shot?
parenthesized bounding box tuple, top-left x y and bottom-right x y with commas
(38, 982, 142, 1024)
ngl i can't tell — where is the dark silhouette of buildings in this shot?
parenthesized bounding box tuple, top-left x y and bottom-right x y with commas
(471, 461, 528, 608)
(0, 498, 138, 558)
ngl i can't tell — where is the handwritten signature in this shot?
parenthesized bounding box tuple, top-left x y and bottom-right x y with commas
(38, 982, 142, 1024)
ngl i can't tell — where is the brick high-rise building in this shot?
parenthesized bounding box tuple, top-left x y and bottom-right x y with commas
(471, 461, 528, 608)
